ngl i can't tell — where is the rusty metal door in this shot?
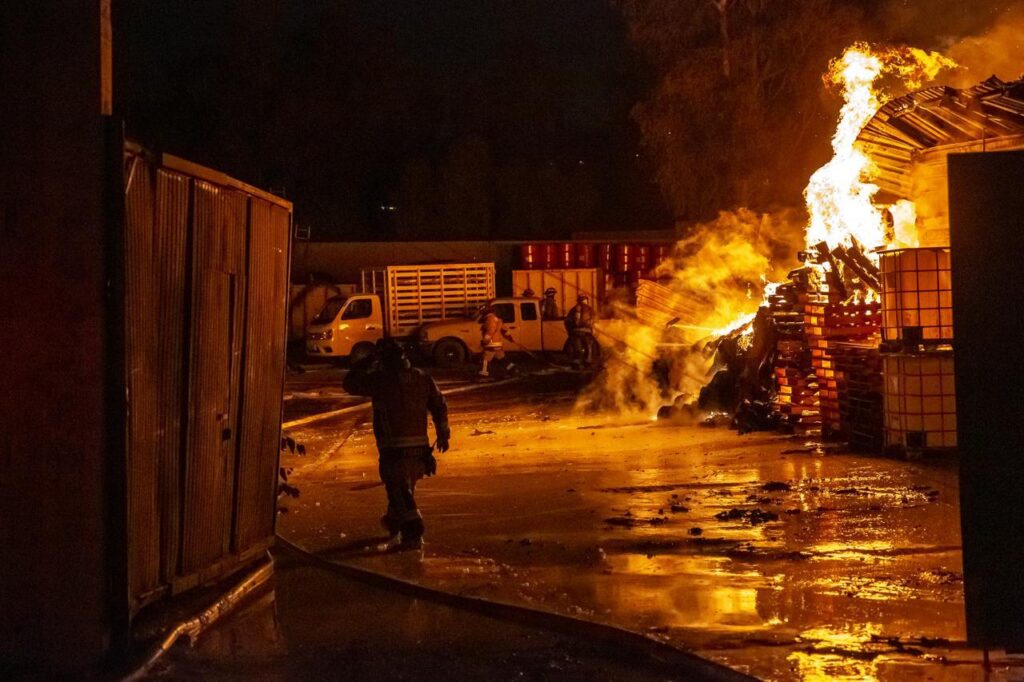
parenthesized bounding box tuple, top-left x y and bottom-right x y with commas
(124, 153, 193, 609)
(233, 199, 291, 552)
(180, 180, 247, 579)
(124, 145, 291, 611)
(124, 153, 161, 604)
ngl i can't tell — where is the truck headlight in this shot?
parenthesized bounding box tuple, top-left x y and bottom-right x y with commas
(308, 329, 333, 341)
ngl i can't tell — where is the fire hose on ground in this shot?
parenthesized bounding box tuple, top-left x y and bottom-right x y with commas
(121, 555, 275, 681)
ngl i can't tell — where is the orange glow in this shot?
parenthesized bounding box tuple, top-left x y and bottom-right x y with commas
(585, 44, 955, 418)
(804, 44, 956, 251)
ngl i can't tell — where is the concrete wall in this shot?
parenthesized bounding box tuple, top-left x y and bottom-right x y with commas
(0, 1, 119, 673)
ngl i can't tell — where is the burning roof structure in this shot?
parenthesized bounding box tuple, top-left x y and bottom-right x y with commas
(857, 76, 1024, 247)
(858, 76, 1024, 198)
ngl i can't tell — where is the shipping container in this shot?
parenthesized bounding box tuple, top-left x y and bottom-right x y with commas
(598, 243, 614, 272)
(123, 144, 292, 611)
(540, 243, 558, 270)
(613, 243, 634, 273)
(652, 243, 672, 269)
(634, 244, 652, 272)
(511, 268, 602, 315)
(557, 242, 575, 269)
(519, 243, 541, 269)
(575, 242, 596, 268)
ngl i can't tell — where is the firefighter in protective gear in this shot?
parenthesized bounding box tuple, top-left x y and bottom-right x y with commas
(541, 287, 560, 320)
(342, 339, 450, 549)
(478, 304, 513, 377)
(565, 294, 596, 367)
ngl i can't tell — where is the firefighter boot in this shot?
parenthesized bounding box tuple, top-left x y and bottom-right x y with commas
(380, 514, 401, 538)
(399, 517, 426, 550)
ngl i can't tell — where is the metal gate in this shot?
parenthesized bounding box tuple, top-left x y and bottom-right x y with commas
(123, 144, 291, 611)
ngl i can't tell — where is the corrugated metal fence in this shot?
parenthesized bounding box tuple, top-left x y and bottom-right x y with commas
(123, 144, 291, 612)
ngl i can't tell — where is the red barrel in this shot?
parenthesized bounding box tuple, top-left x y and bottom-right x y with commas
(652, 243, 671, 268)
(540, 243, 557, 270)
(519, 243, 541, 269)
(575, 243, 595, 268)
(634, 244, 651, 272)
(613, 243, 634, 273)
(557, 242, 575, 269)
(598, 243, 614, 272)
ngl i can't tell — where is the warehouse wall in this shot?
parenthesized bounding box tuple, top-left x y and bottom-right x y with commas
(0, 1, 120, 667)
(0, 1, 119, 673)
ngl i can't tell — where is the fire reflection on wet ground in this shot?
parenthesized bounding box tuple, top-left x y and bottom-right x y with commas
(278, 374, 1018, 681)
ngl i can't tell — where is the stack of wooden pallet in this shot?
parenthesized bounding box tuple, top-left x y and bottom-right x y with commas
(768, 283, 820, 433)
(804, 295, 881, 437)
(833, 340, 884, 451)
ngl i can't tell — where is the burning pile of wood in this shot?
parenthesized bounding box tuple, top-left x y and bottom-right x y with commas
(764, 240, 882, 439)
(767, 282, 818, 433)
(641, 239, 888, 448)
(663, 239, 886, 443)
(833, 341, 883, 451)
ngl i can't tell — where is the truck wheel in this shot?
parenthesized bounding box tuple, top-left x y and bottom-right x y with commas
(350, 342, 375, 366)
(433, 338, 467, 367)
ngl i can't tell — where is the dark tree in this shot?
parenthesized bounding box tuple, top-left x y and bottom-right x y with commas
(619, 0, 865, 221)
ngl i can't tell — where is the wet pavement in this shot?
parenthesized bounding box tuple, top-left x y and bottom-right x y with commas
(283, 363, 483, 422)
(278, 367, 1024, 681)
(148, 552, 723, 681)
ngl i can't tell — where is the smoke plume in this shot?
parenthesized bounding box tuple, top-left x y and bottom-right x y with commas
(943, 5, 1024, 87)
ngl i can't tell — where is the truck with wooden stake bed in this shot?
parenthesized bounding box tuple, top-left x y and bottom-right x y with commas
(305, 262, 496, 362)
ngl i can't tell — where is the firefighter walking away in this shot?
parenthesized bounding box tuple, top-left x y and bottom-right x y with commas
(343, 339, 450, 550)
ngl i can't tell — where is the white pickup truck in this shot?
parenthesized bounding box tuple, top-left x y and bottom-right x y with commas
(305, 263, 495, 362)
(419, 297, 576, 367)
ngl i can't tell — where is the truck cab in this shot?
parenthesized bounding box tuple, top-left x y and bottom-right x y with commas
(419, 297, 572, 367)
(305, 294, 383, 362)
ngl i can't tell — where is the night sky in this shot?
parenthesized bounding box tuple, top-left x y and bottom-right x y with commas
(119, 1, 667, 241)
(118, 1, 1018, 241)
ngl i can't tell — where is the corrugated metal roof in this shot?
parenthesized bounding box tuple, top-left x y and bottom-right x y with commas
(857, 76, 1024, 197)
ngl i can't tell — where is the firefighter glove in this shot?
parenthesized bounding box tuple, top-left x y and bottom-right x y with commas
(424, 452, 438, 477)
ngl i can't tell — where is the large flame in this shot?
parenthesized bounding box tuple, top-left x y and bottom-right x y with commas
(577, 210, 801, 417)
(804, 44, 956, 251)
(583, 43, 955, 418)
